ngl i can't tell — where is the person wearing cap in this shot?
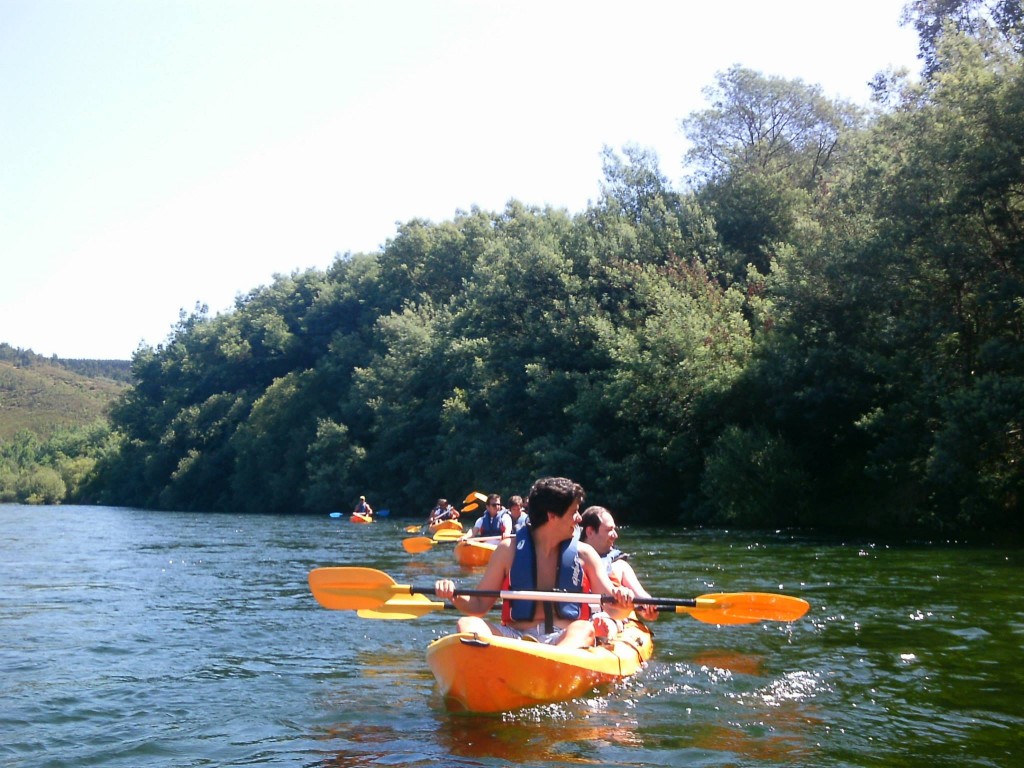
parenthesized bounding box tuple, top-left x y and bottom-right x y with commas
(353, 495, 373, 517)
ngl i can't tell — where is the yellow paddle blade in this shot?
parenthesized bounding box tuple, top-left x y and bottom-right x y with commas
(356, 594, 446, 619)
(460, 502, 479, 513)
(432, 529, 464, 542)
(462, 491, 487, 504)
(308, 567, 407, 610)
(676, 593, 810, 624)
(401, 536, 435, 554)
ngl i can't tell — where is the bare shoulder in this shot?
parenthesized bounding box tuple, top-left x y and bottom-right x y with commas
(576, 540, 600, 561)
(476, 539, 514, 589)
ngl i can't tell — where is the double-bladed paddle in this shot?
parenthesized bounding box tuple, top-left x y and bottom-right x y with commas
(308, 567, 810, 625)
(402, 534, 500, 554)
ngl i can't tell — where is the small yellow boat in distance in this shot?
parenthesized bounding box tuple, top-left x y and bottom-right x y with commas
(427, 518, 462, 535)
(350, 512, 373, 524)
(426, 618, 653, 713)
(453, 538, 497, 567)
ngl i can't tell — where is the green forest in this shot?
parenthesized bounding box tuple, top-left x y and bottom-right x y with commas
(10, 2, 1022, 539)
(0, 344, 127, 504)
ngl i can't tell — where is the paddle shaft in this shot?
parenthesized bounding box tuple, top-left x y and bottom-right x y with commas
(416, 585, 699, 609)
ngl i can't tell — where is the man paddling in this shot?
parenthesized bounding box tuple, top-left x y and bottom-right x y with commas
(434, 476, 635, 647)
(353, 495, 373, 518)
(579, 505, 658, 622)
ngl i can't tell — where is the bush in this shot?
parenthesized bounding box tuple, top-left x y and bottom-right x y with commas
(16, 466, 67, 504)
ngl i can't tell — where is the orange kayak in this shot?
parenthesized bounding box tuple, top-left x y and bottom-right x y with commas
(350, 512, 373, 523)
(425, 618, 653, 713)
(428, 518, 462, 534)
(453, 538, 497, 567)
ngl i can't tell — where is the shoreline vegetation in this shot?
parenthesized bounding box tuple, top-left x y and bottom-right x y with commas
(3, 7, 1021, 541)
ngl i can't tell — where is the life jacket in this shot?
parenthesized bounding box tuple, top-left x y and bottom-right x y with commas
(601, 548, 629, 585)
(601, 547, 628, 570)
(477, 510, 510, 537)
(502, 526, 591, 624)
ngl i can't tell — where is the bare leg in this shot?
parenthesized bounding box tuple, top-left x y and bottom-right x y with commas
(456, 615, 493, 635)
(556, 619, 596, 648)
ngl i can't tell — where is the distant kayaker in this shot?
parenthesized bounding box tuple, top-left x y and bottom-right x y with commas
(579, 506, 658, 622)
(507, 495, 528, 533)
(353, 495, 373, 517)
(428, 498, 458, 524)
(434, 476, 635, 648)
(468, 494, 512, 539)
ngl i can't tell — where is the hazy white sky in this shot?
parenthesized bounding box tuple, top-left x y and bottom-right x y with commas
(1, 0, 921, 360)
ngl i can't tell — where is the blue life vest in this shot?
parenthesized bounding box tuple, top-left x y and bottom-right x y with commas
(477, 510, 510, 537)
(506, 526, 587, 622)
(601, 547, 629, 571)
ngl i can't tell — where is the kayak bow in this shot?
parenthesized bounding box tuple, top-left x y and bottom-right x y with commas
(426, 618, 653, 713)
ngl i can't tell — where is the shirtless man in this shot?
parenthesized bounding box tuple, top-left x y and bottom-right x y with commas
(434, 476, 634, 647)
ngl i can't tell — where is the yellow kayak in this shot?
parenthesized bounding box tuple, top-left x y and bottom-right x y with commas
(350, 512, 373, 524)
(425, 618, 653, 713)
(453, 538, 497, 567)
(428, 518, 462, 534)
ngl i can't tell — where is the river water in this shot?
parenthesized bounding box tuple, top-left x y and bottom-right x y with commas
(2, 504, 1021, 767)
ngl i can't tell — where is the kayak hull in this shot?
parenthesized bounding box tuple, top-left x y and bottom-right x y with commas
(350, 513, 373, 523)
(425, 619, 653, 713)
(428, 519, 462, 534)
(453, 538, 496, 567)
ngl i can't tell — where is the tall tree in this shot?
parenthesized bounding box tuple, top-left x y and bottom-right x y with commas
(681, 66, 861, 278)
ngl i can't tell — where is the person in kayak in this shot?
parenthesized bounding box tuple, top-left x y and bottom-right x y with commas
(428, 498, 458, 525)
(579, 505, 658, 622)
(352, 495, 373, 517)
(434, 476, 635, 647)
(507, 494, 528, 533)
(467, 494, 512, 539)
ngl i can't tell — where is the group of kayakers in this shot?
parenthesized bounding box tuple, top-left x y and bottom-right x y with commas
(434, 476, 657, 649)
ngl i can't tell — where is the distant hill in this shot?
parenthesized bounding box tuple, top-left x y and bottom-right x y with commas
(0, 343, 130, 441)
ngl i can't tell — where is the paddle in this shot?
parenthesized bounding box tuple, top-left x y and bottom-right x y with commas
(329, 512, 342, 518)
(463, 491, 487, 505)
(461, 502, 479, 513)
(404, 524, 423, 534)
(432, 528, 468, 542)
(308, 567, 810, 624)
(402, 534, 501, 554)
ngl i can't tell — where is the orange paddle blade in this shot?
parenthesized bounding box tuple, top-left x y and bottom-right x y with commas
(677, 593, 810, 624)
(356, 594, 447, 619)
(308, 567, 407, 610)
(401, 536, 436, 554)
(432, 529, 464, 542)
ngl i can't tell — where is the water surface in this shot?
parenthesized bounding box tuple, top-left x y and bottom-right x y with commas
(2, 505, 1021, 766)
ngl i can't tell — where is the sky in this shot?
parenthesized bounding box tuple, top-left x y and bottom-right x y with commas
(1, 0, 922, 360)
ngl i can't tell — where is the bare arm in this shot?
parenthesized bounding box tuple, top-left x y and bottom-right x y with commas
(577, 542, 634, 620)
(612, 560, 658, 621)
(434, 539, 514, 616)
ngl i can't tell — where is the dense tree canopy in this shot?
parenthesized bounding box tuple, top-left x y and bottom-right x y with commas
(69, 18, 1022, 540)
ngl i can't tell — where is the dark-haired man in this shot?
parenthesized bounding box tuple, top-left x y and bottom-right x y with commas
(435, 476, 634, 647)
